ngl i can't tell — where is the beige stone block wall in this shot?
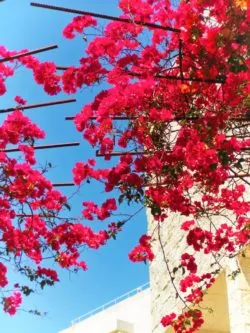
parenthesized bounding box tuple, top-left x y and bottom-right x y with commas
(148, 208, 250, 333)
(148, 210, 222, 333)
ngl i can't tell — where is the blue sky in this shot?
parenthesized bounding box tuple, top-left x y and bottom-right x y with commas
(0, 1, 149, 332)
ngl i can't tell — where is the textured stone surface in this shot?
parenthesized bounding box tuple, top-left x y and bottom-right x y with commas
(148, 210, 219, 332)
(148, 207, 250, 333)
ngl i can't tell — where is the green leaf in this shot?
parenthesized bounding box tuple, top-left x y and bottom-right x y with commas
(118, 194, 125, 204)
(173, 267, 179, 274)
(21, 286, 34, 296)
(63, 202, 71, 211)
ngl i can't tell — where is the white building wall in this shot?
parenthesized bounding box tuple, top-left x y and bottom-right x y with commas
(59, 288, 151, 333)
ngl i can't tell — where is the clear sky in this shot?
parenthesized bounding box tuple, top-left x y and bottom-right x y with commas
(0, 1, 149, 332)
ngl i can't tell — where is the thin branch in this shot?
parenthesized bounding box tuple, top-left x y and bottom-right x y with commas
(157, 222, 188, 308)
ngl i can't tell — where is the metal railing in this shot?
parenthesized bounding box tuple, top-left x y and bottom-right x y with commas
(71, 282, 150, 326)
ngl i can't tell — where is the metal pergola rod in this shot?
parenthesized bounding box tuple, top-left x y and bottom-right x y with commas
(16, 213, 75, 217)
(65, 116, 135, 121)
(56, 66, 69, 71)
(0, 44, 58, 63)
(128, 71, 226, 84)
(53, 182, 75, 187)
(96, 150, 148, 157)
(158, 74, 226, 84)
(96, 148, 250, 157)
(0, 98, 76, 114)
(13, 183, 75, 190)
(30, 2, 180, 33)
(16, 214, 50, 217)
(144, 175, 250, 186)
(66, 116, 249, 122)
(228, 175, 250, 178)
(4, 142, 80, 153)
(227, 135, 250, 138)
(56, 65, 225, 84)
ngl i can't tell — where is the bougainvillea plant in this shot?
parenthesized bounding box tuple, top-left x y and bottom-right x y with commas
(0, 0, 249, 331)
(0, 49, 109, 315)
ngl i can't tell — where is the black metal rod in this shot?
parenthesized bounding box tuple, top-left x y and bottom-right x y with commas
(90, 116, 135, 120)
(226, 135, 250, 138)
(228, 174, 250, 178)
(30, 2, 180, 33)
(16, 214, 49, 217)
(55, 67, 225, 84)
(96, 150, 148, 157)
(96, 146, 250, 157)
(0, 98, 76, 114)
(53, 182, 75, 187)
(65, 116, 135, 121)
(142, 174, 250, 187)
(0, 45, 58, 63)
(128, 71, 226, 84)
(56, 66, 69, 71)
(4, 142, 80, 153)
(16, 213, 75, 218)
(157, 74, 226, 84)
(66, 115, 249, 122)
